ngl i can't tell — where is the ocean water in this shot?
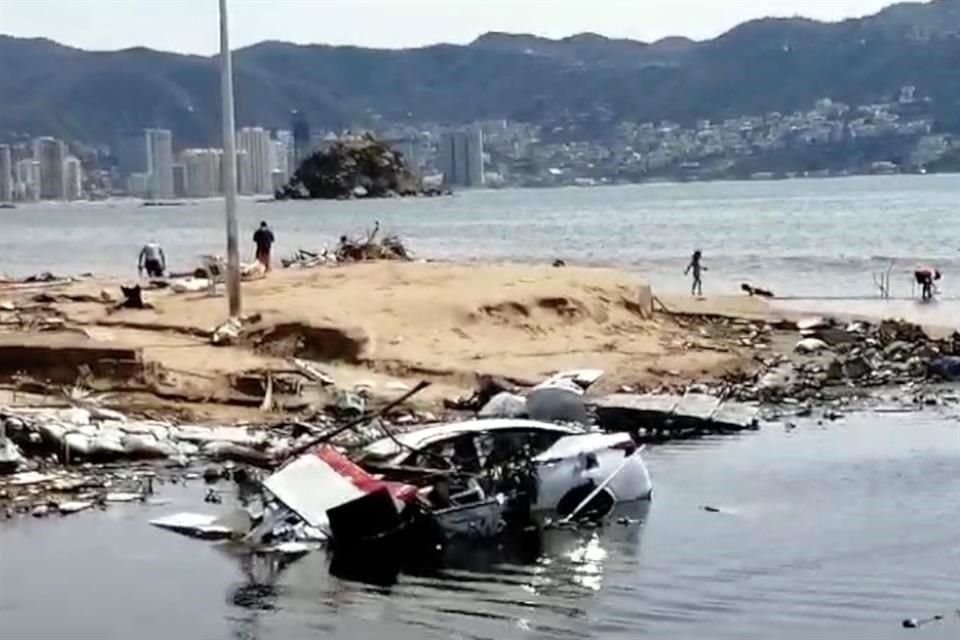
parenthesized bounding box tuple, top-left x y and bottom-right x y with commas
(3, 175, 959, 305)
(1, 413, 959, 639)
(1, 177, 959, 637)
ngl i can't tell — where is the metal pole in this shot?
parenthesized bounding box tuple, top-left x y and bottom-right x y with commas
(219, 0, 241, 317)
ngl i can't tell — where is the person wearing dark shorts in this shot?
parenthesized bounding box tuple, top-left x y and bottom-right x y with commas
(914, 265, 941, 301)
(138, 241, 166, 278)
(253, 221, 275, 271)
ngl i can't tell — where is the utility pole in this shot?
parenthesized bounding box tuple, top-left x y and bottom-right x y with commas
(219, 0, 241, 317)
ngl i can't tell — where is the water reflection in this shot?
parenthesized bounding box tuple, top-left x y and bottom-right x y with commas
(221, 501, 650, 638)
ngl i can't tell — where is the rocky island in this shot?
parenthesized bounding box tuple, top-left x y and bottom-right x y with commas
(275, 134, 447, 200)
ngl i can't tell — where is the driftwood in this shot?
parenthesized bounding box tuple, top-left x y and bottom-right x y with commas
(872, 261, 895, 299)
(335, 222, 411, 262)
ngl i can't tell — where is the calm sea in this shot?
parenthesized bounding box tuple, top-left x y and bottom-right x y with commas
(1, 413, 958, 639)
(3, 175, 959, 305)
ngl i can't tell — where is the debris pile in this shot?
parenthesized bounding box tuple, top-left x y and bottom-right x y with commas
(335, 222, 411, 263)
(151, 414, 651, 559)
(281, 224, 412, 269)
(735, 317, 960, 404)
(0, 407, 295, 469)
(275, 134, 445, 200)
(142, 371, 654, 567)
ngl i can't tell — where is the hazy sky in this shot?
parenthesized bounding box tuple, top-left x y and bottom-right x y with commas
(0, 0, 910, 54)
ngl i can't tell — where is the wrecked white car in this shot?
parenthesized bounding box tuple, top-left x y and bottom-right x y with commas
(358, 418, 653, 515)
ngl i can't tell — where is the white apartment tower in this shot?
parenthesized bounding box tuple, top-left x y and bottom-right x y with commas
(236, 149, 254, 195)
(237, 127, 274, 194)
(181, 148, 222, 197)
(145, 129, 174, 199)
(15, 159, 41, 201)
(64, 156, 83, 201)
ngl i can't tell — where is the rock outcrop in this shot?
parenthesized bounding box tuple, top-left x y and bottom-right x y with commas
(275, 135, 445, 200)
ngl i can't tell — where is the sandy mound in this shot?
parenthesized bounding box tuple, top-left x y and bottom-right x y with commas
(1, 262, 769, 412)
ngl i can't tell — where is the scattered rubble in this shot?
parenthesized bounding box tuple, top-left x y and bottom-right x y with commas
(335, 227, 411, 263)
(731, 317, 960, 405)
(282, 223, 413, 269)
(148, 413, 653, 566)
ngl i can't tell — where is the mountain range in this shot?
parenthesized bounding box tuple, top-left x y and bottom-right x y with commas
(1, 0, 958, 148)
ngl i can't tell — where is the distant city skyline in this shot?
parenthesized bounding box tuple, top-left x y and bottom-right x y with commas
(0, 0, 911, 55)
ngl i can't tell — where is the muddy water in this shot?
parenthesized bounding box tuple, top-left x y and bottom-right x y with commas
(1, 411, 958, 639)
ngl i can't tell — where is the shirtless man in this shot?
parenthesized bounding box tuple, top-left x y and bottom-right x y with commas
(138, 241, 166, 278)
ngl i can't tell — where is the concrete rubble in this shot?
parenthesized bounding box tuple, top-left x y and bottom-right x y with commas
(737, 317, 960, 405)
(650, 313, 960, 415)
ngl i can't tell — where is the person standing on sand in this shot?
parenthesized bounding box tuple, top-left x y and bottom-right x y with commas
(253, 221, 275, 271)
(138, 240, 166, 278)
(684, 249, 706, 296)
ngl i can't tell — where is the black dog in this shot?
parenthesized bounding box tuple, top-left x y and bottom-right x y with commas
(741, 283, 775, 298)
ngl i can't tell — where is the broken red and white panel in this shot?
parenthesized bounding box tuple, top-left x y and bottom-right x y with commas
(264, 445, 418, 528)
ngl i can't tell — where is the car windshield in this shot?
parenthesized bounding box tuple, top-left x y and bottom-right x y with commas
(399, 427, 569, 468)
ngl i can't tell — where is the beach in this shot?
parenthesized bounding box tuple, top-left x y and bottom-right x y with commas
(0, 262, 789, 416)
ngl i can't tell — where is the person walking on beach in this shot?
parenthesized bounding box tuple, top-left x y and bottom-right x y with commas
(253, 221, 275, 271)
(138, 240, 166, 278)
(685, 249, 706, 296)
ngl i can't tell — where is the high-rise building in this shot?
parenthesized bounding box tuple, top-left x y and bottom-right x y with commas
(115, 129, 148, 182)
(0, 145, 12, 202)
(172, 163, 187, 198)
(291, 110, 311, 167)
(271, 139, 289, 184)
(237, 127, 274, 194)
(275, 130, 294, 177)
(64, 156, 83, 201)
(145, 129, 174, 199)
(14, 159, 41, 201)
(181, 149, 222, 198)
(236, 149, 254, 195)
(32, 137, 67, 199)
(440, 128, 484, 187)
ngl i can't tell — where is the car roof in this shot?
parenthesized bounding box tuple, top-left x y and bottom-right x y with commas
(363, 418, 584, 460)
(532, 431, 632, 461)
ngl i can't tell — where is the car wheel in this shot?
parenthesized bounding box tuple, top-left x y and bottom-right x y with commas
(555, 484, 615, 520)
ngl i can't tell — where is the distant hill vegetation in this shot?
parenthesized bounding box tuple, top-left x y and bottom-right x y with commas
(1, 0, 959, 147)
